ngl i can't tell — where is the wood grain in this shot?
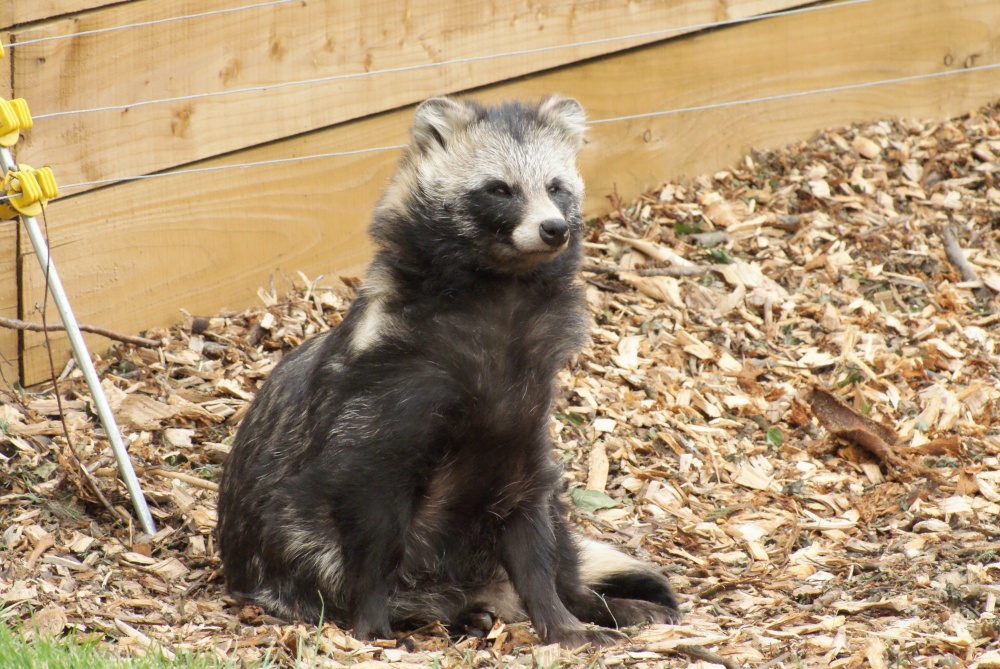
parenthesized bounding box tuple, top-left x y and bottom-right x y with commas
(1, 0, 126, 29)
(0, 219, 16, 384)
(9, 0, 808, 192)
(14, 0, 1000, 382)
(0, 30, 10, 99)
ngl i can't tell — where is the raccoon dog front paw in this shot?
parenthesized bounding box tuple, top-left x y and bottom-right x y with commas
(452, 604, 498, 638)
(605, 597, 681, 627)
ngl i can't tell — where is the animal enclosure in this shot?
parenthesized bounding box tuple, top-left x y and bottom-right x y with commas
(1, 0, 999, 385)
(3, 1, 1000, 665)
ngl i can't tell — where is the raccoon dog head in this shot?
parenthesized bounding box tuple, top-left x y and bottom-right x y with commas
(374, 95, 587, 275)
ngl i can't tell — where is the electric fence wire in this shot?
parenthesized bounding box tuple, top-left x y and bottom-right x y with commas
(29, 0, 872, 121)
(2, 0, 620, 49)
(3, 0, 997, 205)
(13, 58, 988, 201)
(4, 0, 300, 49)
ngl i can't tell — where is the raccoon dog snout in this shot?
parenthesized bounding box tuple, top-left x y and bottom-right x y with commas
(539, 218, 569, 247)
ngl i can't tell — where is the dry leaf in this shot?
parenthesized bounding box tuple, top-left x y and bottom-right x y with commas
(621, 274, 684, 306)
(33, 606, 67, 639)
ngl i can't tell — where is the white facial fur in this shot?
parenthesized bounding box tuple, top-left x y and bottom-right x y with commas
(431, 119, 582, 197)
(372, 96, 587, 268)
(511, 194, 567, 253)
(419, 116, 584, 244)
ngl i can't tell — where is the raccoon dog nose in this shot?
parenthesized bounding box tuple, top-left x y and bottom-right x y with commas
(539, 219, 569, 247)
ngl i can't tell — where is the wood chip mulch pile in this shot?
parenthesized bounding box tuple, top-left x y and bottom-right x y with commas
(3, 101, 1000, 669)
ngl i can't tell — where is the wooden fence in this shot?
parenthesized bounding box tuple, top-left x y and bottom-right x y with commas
(2, 0, 999, 384)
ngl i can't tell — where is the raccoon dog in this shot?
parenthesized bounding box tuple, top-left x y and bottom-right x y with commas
(217, 96, 680, 647)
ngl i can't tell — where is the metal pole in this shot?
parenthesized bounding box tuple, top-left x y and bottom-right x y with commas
(2, 147, 156, 535)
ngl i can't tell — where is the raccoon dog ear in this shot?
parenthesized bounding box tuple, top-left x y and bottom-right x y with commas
(412, 97, 476, 152)
(538, 95, 587, 151)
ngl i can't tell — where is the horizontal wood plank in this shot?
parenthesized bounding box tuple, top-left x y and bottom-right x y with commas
(17, 0, 1000, 382)
(1, 0, 127, 29)
(10, 0, 808, 192)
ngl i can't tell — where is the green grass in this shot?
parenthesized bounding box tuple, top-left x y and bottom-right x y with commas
(0, 620, 273, 669)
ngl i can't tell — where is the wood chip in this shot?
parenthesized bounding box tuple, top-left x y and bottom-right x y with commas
(852, 135, 882, 159)
(585, 442, 609, 492)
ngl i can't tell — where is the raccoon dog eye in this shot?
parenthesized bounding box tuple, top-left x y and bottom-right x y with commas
(488, 182, 513, 198)
(547, 181, 563, 195)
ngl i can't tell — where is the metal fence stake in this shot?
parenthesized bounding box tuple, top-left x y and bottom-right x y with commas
(1, 146, 157, 536)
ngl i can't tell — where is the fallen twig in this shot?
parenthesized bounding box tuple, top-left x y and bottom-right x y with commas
(689, 231, 732, 247)
(672, 644, 741, 669)
(145, 468, 219, 491)
(72, 451, 133, 526)
(939, 225, 980, 283)
(25, 534, 56, 570)
(582, 262, 712, 278)
(757, 650, 793, 669)
(95, 466, 219, 492)
(609, 233, 696, 267)
(0, 316, 161, 348)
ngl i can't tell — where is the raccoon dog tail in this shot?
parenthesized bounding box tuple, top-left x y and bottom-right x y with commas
(577, 537, 680, 620)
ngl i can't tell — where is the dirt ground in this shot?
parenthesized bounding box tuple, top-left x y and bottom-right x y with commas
(3, 102, 1000, 669)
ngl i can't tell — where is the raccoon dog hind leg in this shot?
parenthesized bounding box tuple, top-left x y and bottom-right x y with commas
(217, 95, 680, 647)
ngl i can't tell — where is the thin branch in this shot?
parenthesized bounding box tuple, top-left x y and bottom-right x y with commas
(71, 449, 133, 526)
(0, 316, 161, 348)
(671, 644, 741, 669)
(95, 466, 219, 492)
(757, 651, 793, 669)
(690, 231, 732, 247)
(939, 225, 980, 283)
(582, 261, 713, 277)
(145, 468, 219, 492)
